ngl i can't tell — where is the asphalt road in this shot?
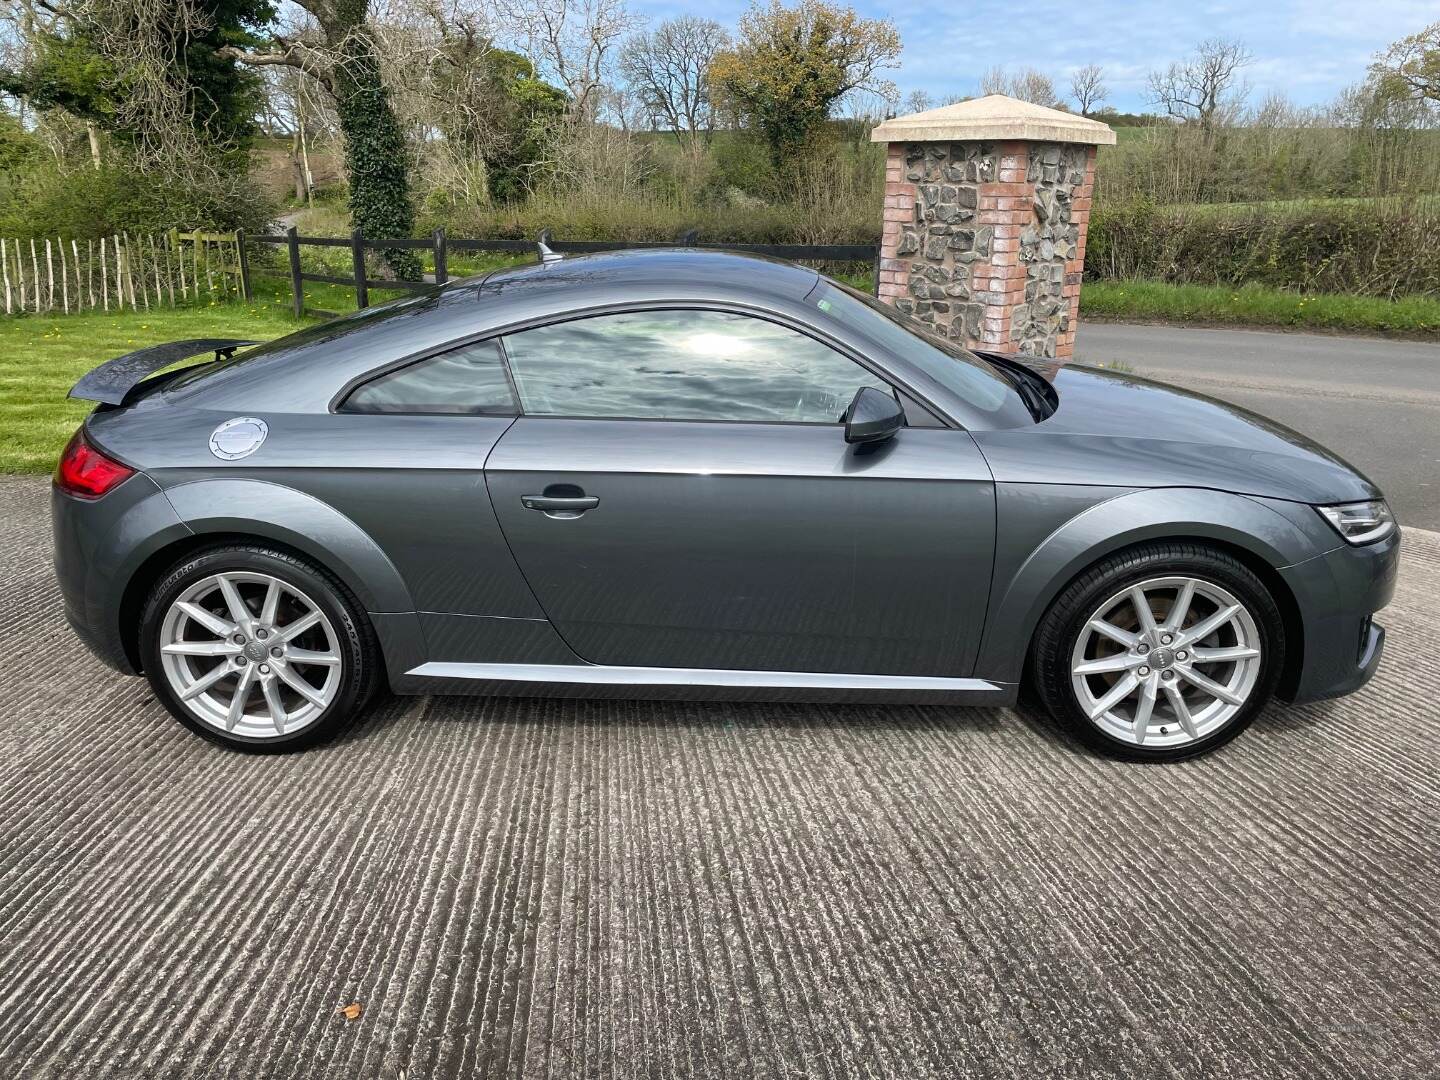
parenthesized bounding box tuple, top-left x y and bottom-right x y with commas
(1075, 324, 1440, 530)
(1, 475, 1437, 1080)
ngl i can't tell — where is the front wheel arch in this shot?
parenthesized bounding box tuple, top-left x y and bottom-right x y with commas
(977, 488, 1316, 689)
(1019, 535, 1304, 703)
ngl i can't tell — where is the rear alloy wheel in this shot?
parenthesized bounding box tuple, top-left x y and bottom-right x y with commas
(1032, 544, 1283, 761)
(142, 546, 378, 751)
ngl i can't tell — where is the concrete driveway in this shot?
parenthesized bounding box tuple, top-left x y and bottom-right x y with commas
(1, 474, 1437, 1080)
(1075, 324, 1440, 530)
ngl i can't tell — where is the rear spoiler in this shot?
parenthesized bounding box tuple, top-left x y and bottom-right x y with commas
(69, 338, 257, 406)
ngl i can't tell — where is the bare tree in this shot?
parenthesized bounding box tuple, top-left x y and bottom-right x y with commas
(979, 66, 1061, 107)
(617, 16, 728, 152)
(1148, 37, 1252, 145)
(493, 0, 638, 121)
(1070, 63, 1107, 116)
(902, 89, 933, 114)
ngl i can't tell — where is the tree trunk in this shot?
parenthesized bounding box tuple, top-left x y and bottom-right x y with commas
(86, 122, 102, 169)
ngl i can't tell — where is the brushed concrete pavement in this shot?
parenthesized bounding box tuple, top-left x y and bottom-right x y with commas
(1075, 323, 1440, 529)
(0, 476, 1436, 1079)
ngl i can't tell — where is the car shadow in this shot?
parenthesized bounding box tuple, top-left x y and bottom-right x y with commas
(328, 687, 1106, 757)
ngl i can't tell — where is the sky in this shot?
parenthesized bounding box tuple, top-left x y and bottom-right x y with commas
(626, 0, 1438, 114)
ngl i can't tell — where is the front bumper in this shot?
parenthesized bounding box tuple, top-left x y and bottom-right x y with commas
(1279, 527, 1400, 704)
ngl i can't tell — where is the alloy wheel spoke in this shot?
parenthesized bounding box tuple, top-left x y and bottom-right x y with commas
(1175, 604, 1240, 648)
(1189, 645, 1260, 664)
(226, 665, 256, 730)
(1165, 580, 1196, 632)
(176, 601, 235, 639)
(275, 662, 327, 708)
(1164, 684, 1200, 740)
(1129, 587, 1160, 638)
(1087, 673, 1140, 720)
(179, 662, 233, 701)
(216, 575, 255, 637)
(1074, 652, 1140, 676)
(1132, 674, 1159, 744)
(259, 579, 282, 626)
(286, 647, 341, 668)
(162, 640, 238, 657)
(277, 609, 321, 643)
(1087, 619, 1137, 649)
(261, 674, 288, 736)
(1178, 665, 1244, 706)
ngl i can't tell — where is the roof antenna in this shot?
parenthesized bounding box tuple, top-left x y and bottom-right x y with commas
(536, 229, 562, 265)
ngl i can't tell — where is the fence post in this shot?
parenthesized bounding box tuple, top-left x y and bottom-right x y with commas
(235, 229, 252, 302)
(872, 247, 882, 298)
(432, 227, 447, 286)
(350, 228, 368, 309)
(286, 225, 304, 318)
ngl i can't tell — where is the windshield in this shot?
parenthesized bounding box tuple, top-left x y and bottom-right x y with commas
(809, 282, 1034, 426)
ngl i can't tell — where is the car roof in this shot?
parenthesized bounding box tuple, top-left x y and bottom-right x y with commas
(478, 248, 821, 303)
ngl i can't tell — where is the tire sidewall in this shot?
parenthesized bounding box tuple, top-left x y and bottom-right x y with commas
(141, 546, 372, 752)
(1035, 546, 1283, 762)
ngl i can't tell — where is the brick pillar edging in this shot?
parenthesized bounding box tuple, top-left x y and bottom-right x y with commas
(877, 145, 915, 304)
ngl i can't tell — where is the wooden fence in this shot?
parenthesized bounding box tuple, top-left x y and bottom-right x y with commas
(246, 227, 881, 318)
(1, 230, 251, 316)
(3, 226, 877, 319)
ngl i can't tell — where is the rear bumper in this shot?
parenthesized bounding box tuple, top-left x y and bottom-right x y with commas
(52, 472, 192, 676)
(1279, 528, 1400, 704)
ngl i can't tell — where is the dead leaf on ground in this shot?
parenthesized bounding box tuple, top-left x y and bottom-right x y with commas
(338, 1002, 363, 1021)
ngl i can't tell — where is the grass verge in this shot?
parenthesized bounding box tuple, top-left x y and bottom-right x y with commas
(1080, 280, 1440, 338)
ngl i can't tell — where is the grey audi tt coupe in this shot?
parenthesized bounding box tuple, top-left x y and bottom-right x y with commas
(52, 249, 1398, 760)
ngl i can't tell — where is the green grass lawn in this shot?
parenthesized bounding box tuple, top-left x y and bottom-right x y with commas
(1080, 280, 1440, 337)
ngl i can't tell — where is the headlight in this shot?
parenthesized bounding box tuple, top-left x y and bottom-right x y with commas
(1316, 500, 1395, 545)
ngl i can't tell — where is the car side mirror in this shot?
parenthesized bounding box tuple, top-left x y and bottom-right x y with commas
(843, 387, 904, 445)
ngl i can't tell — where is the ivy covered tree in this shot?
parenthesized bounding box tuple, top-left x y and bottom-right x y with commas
(223, 0, 421, 278)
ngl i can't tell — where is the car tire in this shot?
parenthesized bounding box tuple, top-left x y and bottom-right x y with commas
(140, 544, 380, 752)
(1031, 542, 1284, 762)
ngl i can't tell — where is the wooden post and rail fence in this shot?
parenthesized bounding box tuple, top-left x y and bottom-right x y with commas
(2, 226, 881, 319)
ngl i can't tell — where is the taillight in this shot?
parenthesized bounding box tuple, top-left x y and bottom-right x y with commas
(54, 429, 135, 499)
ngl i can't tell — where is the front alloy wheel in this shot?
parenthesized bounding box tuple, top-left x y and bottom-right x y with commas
(1032, 543, 1283, 761)
(1070, 577, 1263, 749)
(142, 545, 378, 751)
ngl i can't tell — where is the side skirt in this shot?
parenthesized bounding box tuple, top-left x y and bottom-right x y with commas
(396, 661, 1017, 706)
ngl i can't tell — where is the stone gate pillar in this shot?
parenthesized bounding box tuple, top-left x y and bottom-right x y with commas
(871, 95, 1115, 359)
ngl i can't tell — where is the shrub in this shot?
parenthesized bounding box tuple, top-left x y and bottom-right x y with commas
(0, 158, 276, 239)
(1086, 198, 1440, 298)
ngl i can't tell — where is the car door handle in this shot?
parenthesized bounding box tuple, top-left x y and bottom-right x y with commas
(521, 494, 599, 514)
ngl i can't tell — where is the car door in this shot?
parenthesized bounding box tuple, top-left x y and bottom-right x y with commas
(484, 306, 997, 677)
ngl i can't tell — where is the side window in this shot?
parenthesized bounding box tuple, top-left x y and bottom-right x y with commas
(501, 309, 893, 423)
(341, 339, 516, 416)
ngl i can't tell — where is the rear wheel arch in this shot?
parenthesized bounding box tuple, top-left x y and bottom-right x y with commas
(118, 531, 384, 674)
